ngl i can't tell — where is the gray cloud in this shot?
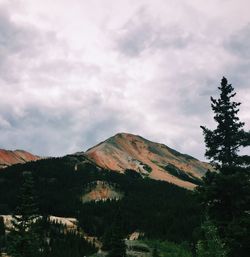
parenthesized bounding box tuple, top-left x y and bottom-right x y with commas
(0, 0, 249, 160)
(0, 6, 56, 84)
(114, 8, 153, 57)
(114, 7, 192, 57)
(226, 23, 250, 59)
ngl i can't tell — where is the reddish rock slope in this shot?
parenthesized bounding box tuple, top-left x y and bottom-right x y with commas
(0, 149, 40, 169)
(85, 133, 212, 189)
(82, 181, 123, 203)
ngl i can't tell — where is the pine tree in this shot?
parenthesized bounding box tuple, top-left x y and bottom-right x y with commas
(6, 171, 41, 257)
(198, 77, 250, 257)
(200, 77, 248, 172)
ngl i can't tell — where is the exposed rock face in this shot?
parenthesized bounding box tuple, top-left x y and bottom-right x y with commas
(82, 180, 123, 203)
(85, 133, 212, 189)
(0, 149, 40, 169)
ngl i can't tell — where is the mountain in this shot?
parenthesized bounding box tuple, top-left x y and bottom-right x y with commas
(0, 133, 211, 189)
(0, 149, 40, 169)
(85, 133, 211, 189)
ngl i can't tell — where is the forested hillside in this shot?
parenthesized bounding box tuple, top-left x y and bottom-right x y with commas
(0, 154, 201, 243)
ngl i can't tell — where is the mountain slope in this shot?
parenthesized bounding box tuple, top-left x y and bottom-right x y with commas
(0, 149, 40, 168)
(85, 133, 211, 189)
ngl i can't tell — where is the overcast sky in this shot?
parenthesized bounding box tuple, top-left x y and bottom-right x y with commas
(0, 0, 250, 159)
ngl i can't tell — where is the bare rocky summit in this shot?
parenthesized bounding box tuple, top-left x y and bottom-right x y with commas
(85, 133, 211, 189)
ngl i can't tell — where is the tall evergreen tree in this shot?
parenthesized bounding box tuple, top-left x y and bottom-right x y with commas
(200, 77, 248, 172)
(198, 77, 250, 257)
(6, 171, 41, 257)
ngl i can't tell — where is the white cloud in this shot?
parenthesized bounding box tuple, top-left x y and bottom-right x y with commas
(0, 0, 249, 159)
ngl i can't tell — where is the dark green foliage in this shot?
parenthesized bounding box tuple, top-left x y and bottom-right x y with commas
(142, 163, 152, 173)
(48, 231, 96, 257)
(102, 210, 126, 257)
(124, 169, 142, 179)
(6, 172, 41, 257)
(0, 217, 5, 237)
(102, 226, 114, 251)
(0, 216, 5, 252)
(198, 77, 250, 257)
(163, 164, 201, 185)
(225, 214, 250, 257)
(106, 226, 126, 257)
(152, 246, 160, 257)
(144, 239, 193, 257)
(37, 218, 96, 257)
(130, 244, 150, 252)
(196, 219, 227, 257)
(15, 171, 39, 218)
(198, 171, 250, 225)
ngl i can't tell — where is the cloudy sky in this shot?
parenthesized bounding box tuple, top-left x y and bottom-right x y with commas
(0, 0, 250, 159)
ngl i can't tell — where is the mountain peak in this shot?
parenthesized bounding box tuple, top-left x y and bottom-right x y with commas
(85, 133, 211, 189)
(110, 132, 141, 140)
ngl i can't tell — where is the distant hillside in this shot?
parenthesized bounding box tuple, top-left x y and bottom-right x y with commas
(0, 149, 40, 169)
(85, 133, 211, 189)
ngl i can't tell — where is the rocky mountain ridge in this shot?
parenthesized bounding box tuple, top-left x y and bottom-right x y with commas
(85, 133, 211, 189)
(0, 133, 211, 189)
(0, 149, 40, 169)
